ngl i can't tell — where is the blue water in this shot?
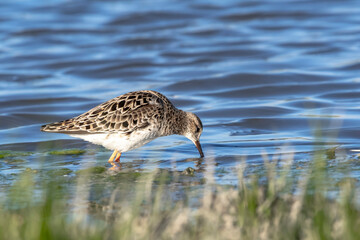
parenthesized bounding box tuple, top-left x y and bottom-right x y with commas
(1, 0, 360, 188)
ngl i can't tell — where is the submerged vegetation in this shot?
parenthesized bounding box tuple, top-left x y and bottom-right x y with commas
(0, 147, 359, 240)
(48, 149, 86, 155)
(0, 150, 32, 159)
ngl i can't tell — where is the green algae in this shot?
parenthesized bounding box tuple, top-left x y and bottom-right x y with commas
(47, 168, 73, 177)
(76, 166, 107, 175)
(182, 167, 196, 176)
(326, 147, 337, 160)
(23, 168, 38, 174)
(49, 149, 86, 156)
(107, 171, 143, 182)
(0, 150, 32, 159)
(3, 158, 27, 164)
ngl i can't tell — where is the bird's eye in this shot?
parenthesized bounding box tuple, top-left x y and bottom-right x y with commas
(196, 127, 200, 133)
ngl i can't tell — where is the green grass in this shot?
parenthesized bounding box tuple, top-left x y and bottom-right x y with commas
(0, 149, 359, 240)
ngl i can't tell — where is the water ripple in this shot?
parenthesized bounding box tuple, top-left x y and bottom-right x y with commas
(0, 0, 360, 180)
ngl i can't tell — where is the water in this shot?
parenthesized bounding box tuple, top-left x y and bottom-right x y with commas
(1, 0, 360, 189)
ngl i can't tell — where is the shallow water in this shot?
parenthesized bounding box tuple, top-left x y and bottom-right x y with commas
(1, 0, 360, 191)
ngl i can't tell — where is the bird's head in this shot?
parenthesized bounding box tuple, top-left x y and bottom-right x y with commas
(183, 112, 204, 158)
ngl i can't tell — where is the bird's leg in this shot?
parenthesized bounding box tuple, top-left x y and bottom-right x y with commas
(109, 163, 121, 171)
(114, 152, 121, 162)
(108, 150, 118, 163)
(110, 153, 122, 171)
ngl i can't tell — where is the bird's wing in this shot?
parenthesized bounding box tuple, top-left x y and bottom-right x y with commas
(41, 91, 165, 134)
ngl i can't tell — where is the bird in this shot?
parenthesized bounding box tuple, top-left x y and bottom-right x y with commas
(41, 90, 204, 168)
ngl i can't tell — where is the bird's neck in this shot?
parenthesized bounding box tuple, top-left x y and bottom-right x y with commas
(161, 109, 188, 136)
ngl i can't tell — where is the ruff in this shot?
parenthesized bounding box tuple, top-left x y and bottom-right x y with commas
(41, 90, 204, 167)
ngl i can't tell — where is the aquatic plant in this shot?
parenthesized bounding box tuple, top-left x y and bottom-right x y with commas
(48, 149, 86, 156)
(0, 147, 359, 240)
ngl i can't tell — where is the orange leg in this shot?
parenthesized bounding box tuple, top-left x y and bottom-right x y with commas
(108, 150, 118, 163)
(109, 163, 121, 171)
(114, 152, 121, 162)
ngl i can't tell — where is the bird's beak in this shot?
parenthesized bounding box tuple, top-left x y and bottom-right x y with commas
(194, 140, 204, 158)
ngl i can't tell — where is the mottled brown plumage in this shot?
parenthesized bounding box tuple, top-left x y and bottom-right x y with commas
(41, 90, 204, 166)
(41, 91, 171, 134)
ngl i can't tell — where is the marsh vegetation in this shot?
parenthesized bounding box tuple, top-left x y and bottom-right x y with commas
(0, 146, 359, 240)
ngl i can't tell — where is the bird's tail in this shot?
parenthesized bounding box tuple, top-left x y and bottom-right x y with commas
(40, 119, 76, 133)
(40, 121, 65, 132)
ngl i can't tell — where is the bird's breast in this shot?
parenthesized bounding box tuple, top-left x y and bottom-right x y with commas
(69, 127, 160, 153)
